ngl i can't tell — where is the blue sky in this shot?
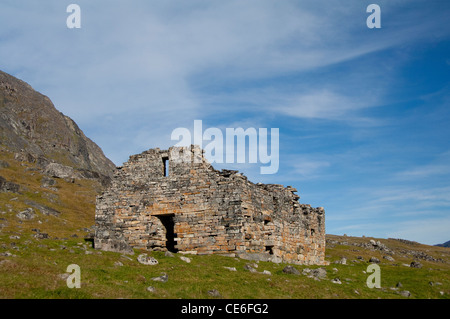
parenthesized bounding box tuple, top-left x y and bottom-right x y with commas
(1, 0, 449, 244)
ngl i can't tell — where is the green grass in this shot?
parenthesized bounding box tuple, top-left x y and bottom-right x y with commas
(1, 233, 449, 299)
(1, 148, 449, 299)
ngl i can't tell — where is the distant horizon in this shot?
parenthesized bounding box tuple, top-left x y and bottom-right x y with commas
(1, 0, 449, 245)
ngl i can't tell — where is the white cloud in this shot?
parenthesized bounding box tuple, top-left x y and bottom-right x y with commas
(1, 1, 450, 247)
(277, 90, 378, 121)
(290, 157, 331, 179)
(395, 150, 450, 179)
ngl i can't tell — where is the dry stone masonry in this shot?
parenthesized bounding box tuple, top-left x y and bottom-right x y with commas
(94, 145, 326, 265)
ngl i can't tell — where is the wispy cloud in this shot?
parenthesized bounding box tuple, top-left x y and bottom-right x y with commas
(395, 150, 450, 179)
(1, 0, 449, 244)
(386, 217, 450, 246)
(287, 156, 331, 180)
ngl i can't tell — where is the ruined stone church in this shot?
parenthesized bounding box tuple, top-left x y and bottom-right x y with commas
(94, 145, 326, 265)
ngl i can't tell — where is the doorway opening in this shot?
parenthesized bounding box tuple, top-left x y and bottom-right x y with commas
(157, 214, 178, 253)
(265, 245, 274, 255)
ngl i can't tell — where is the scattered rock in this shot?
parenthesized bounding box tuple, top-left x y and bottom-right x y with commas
(369, 257, 380, 264)
(114, 261, 123, 267)
(0, 251, 15, 257)
(0, 176, 19, 193)
(151, 273, 168, 283)
(331, 278, 342, 284)
(244, 263, 257, 273)
(410, 261, 422, 268)
(207, 289, 221, 297)
(180, 256, 191, 263)
(147, 286, 157, 293)
(137, 254, 158, 265)
(41, 176, 57, 189)
(396, 282, 403, 288)
(282, 265, 300, 275)
(24, 200, 61, 217)
(261, 270, 271, 275)
(16, 208, 35, 220)
(369, 240, 390, 252)
(303, 267, 327, 280)
(398, 290, 411, 297)
(164, 251, 175, 257)
(9, 235, 20, 240)
(33, 232, 49, 239)
(312, 267, 327, 279)
(121, 254, 133, 261)
(44, 163, 77, 179)
(223, 266, 237, 272)
(334, 257, 347, 265)
(383, 255, 395, 262)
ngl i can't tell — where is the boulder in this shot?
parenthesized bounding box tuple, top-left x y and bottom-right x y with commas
(151, 273, 168, 283)
(331, 278, 342, 284)
(147, 286, 157, 293)
(398, 290, 411, 297)
(16, 208, 35, 220)
(137, 254, 158, 265)
(244, 263, 257, 273)
(303, 267, 327, 280)
(207, 289, 221, 297)
(282, 265, 300, 275)
(44, 163, 77, 179)
(0, 176, 19, 193)
(164, 251, 175, 257)
(180, 256, 191, 263)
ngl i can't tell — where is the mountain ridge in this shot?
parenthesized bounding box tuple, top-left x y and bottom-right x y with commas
(435, 240, 450, 248)
(0, 70, 115, 180)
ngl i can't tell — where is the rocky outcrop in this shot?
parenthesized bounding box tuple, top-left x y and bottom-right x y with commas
(0, 70, 115, 181)
(0, 176, 20, 193)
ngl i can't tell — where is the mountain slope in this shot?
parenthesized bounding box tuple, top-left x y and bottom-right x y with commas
(436, 240, 450, 248)
(0, 70, 115, 241)
(0, 70, 115, 179)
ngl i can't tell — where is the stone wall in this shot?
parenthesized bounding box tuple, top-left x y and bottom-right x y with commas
(94, 145, 326, 265)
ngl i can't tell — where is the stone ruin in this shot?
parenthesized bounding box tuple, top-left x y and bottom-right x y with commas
(94, 145, 326, 265)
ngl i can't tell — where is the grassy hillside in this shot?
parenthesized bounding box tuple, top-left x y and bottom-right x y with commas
(1, 149, 449, 299)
